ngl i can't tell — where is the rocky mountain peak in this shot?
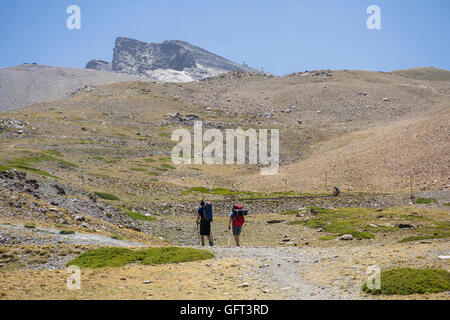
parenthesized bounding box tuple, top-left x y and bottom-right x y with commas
(86, 37, 257, 82)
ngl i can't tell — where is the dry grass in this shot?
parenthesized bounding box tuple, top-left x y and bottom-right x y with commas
(0, 257, 281, 300)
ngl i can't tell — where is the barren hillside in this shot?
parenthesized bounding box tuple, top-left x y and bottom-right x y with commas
(1, 68, 448, 195)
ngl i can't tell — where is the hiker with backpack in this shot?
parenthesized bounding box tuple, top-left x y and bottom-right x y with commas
(228, 204, 246, 247)
(196, 199, 214, 246)
(333, 186, 340, 196)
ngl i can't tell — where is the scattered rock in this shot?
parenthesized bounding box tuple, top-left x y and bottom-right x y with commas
(267, 220, 284, 224)
(74, 215, 85, 222)
(340, 234, 354, 241)
(0, 118, 29, 130)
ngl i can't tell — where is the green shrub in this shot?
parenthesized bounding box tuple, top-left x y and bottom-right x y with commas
(362, 268, 450, 295)
(111, 235, 123, 240)
(24, 223, 36, 229)
(95, 192, 120, 201)
(59, 230, 75, 235)
(416, 198, 438, 204)
(67, 247, 214, 268)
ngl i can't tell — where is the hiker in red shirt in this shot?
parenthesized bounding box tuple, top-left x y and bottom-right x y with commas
(228, 205, 246, 247)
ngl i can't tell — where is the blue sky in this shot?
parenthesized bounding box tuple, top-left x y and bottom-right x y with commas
(0, 0, 449, 75)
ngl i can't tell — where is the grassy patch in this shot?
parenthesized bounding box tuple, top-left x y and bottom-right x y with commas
(125, 210, 156, 221)
(24, 223, 36, 229)
(288, 207, 376, 239)
(398, 234, 449, 243)
(44, 149, 62, 156)
(362, 268, 450, 295)
(158, 132, 171, 138)
(160, 163, 176, 170)
(416, 198, 438, 204)
(0, 151, 79, 178)
(67, 247, 214, 268)
(111, 235, 123, 240)
(318, 236, 335, 241)
(95, 192, 120, 201)
(130, 167, 148, 172)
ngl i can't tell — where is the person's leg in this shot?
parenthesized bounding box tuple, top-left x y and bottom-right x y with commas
(200, 235, 205, 246)
(234, 235, 240, 246)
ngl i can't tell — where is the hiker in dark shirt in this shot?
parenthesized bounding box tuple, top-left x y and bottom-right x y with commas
(196, 200, 213, 246)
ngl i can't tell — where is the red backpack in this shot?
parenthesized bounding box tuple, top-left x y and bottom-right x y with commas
(232, 205, 246, 227)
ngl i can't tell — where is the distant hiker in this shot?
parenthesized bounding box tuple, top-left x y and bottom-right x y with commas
(196, 199, 214, 246)
(333, 186, 340, 196)
(228, 204, 247, 247)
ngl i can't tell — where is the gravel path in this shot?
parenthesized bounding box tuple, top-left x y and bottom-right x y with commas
(208, 246, 364, 300)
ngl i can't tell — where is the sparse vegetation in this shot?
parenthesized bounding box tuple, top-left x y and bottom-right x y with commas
(24, 223, 36, 229)
(362, 268, 450, 295)
(67, 247, 214, 268)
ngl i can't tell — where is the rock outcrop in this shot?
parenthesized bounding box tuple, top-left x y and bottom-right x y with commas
(85, 59, 112, 71)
